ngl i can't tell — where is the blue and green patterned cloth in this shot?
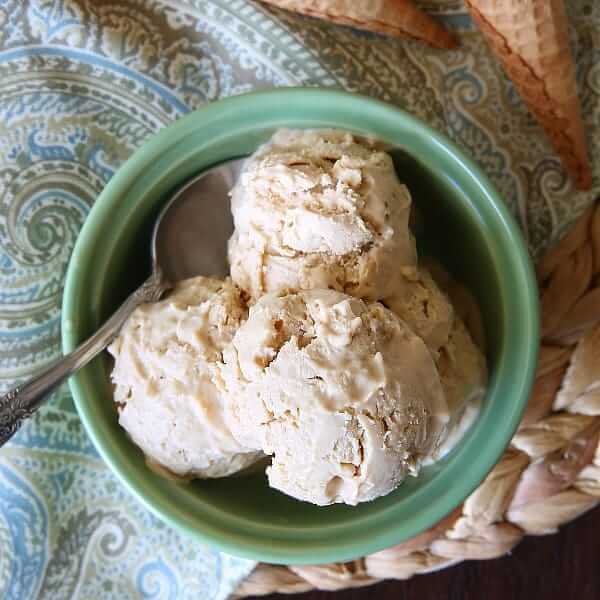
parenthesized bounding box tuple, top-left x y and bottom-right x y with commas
(0, 1, 598, 598)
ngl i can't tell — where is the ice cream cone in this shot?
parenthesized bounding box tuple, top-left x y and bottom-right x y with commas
(258, 0, 457, 49)
(465, 0, 591, 190)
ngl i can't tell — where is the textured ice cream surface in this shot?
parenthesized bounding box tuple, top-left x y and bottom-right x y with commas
(220, 289, 449, 505)
(420, 258, 488, 413)
(108, 276, 262, 479)
(422, 256, 487, 351)
(421, 260, 488, 462)
(437, 317, 487, 414)
(228, 128, 417, 302)
(384, 267, 454, 353)
(424, 317, 487, 463)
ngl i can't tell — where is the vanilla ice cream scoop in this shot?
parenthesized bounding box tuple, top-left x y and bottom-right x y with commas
(108, 277, 261, 478)
(228, 129, 417, 302)
(220, 289, 449, 505)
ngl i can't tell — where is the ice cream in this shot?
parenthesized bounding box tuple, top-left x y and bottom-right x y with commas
(438, 317, 487, 413)
(420, 261, 488, 462)
(421, 256, 487, 350)
(228, 129, 418, 303)
(384, 267, 454, 353)
(220, 289, 450, 505)
(419, 258, 488, 413)
(427, 317, 487, 461)
(108, 276, 262, 478)
(228, 128, 456, 352)
(108, 128, 488, 507)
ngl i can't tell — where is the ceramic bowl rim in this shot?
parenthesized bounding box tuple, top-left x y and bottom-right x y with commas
(62, 88, 539, 564)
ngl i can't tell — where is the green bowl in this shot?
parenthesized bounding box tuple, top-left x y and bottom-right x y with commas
(62, 89, 539, 565)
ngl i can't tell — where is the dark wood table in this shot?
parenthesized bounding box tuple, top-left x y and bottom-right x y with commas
(249, 506, 600, 600)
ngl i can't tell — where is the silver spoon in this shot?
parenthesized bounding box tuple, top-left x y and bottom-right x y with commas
(0, 158, 246, 446)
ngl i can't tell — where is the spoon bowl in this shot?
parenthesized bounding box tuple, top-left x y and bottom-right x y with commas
(152, 159, 245, 282)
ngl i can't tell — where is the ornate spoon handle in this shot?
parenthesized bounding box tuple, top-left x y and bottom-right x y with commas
(0, 271, 170, 447)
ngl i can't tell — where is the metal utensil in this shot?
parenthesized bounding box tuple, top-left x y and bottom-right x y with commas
(0, 158, 246, 446)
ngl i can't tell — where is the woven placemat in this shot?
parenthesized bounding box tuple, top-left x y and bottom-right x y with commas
(234, 198, 600, 597)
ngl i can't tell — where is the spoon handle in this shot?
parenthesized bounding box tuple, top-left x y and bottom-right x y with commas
(0, 270, 170, 447)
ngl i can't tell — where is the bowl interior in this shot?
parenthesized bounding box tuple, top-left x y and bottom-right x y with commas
(63, 89, 538, 564)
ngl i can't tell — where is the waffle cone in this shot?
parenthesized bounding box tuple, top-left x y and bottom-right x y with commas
(465, 0, 591, 190)
(259, 0, 457, 49)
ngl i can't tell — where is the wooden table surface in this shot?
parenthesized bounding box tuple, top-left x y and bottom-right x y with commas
(249, 506, 600, 600)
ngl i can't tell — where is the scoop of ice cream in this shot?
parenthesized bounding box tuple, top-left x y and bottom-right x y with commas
(384, 267, 454, 352)
(421, 256, 487, 351)
(220, 289, 449, 505)
(228, 129, 417, 302)
(108, 276, 261, 478)
(437, 313, 487, 414)
(417, 258, 487, 411)
(423, 316, 488, 462)
(418, 260, 488, 461)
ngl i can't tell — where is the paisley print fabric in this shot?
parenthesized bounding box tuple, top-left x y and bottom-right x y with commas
(0, 1, 597, 598)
